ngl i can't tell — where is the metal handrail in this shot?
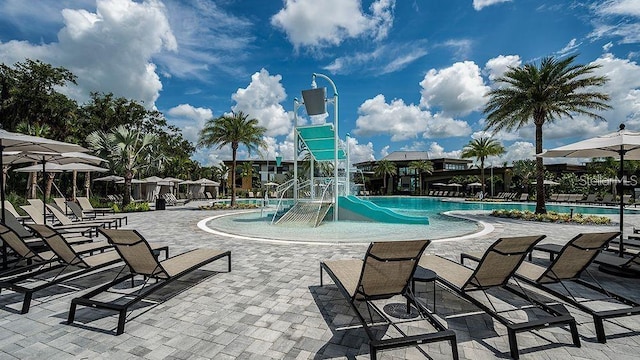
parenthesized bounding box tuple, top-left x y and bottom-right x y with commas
(314, 179, 334, 227)
(270, 179, 311, 224)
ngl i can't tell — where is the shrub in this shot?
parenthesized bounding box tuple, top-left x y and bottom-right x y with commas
(491, 209, 611, 225)
(113, 202, 150, 213)
(199, 203, 259, 210)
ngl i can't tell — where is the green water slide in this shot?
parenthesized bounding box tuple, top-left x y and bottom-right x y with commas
(337, 196, 429, 225)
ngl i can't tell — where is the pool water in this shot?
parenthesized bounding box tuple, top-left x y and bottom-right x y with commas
(204, 196, 630, 243)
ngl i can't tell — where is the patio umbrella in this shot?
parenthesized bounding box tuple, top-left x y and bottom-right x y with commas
(0, 130, 88, 222)
(265, 182, 279, 187)
(539, 123, 640, 256)
(468, 182, 482, 187)
(531, 180, 560, 186)
(14, 162, 107, 200)
(94, 175, 124, 182)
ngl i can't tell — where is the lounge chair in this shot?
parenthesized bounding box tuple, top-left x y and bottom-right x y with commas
(0, 224, 126, 314)
(511, 232, 639, 343)
(419, 235, 581, 359)
(0, 223, 112, 277)
(517, 193, 528, 201)
(531, 240, 640, 276)
(66, 201, 127, 227)
(598, 194, 614, 206)
(76, 196, 114, 215)
(3, 201, 29, 222)
(21, 205, 101, 237)
(46, 204, 119, 230)
(53, 198, 71, 215)
(578, 194, 598, 204)
(320, 240, 459, 359)
(68, 228, 230, 335)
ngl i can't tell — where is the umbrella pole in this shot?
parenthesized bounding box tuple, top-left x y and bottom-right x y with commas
(0, 141, 6, 269)
(41, 157, 47, 221)
(619, 149, 625, 257)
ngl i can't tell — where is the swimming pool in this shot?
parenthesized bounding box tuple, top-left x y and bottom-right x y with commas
(202, 196, 629, 243)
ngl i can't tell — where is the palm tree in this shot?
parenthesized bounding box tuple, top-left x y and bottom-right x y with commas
(374, 159, 397, 195)
(484, 55, 610, 213)
(461, 137, 505, 197)
(408, 160, 434, 195)
(87, 125, 157, 206)
(198, 111, 266, 206)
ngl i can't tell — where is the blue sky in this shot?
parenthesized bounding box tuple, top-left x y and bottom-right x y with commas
(0, 0, 639, 168)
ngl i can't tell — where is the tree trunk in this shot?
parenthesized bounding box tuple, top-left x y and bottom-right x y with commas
(29, 165, 37, 199)
(480, 159, 485, 198)
(123, 170, 133, 206)
(231, 145, 238, 207)
(535, 122, 546, 214)
(419, 173, 423, 195)
(45, 173, 55, 200)
(72, 170, 77, 201)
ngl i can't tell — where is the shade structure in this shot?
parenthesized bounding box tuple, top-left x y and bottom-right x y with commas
(301, 87, 327, 115)
(296, 124, 345, 162)
(468, 182, 482, 187)
(539, 124, 639, 257)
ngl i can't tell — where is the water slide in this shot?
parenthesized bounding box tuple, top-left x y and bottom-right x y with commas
(337, 195, 429, 225)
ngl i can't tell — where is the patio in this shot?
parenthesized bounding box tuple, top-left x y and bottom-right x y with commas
(0, 201, 639, 359)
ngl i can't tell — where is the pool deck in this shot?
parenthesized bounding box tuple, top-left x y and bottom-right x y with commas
(1, 201, 639, 359)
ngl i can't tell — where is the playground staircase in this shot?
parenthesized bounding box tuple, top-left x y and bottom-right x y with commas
(275, 201, 332, 227)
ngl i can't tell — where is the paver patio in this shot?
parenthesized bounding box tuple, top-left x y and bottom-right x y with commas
(0, 201, 639, 359)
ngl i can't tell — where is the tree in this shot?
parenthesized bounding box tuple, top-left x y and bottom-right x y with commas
(484, 55, 611, 213)
(461, 137, 505, 196)
(198, 111, 266, 206)
(512, 159, 537, 193)
(374, 159, 397, 195)
(87, 126, 157, 206)
(0, 59, 78, 138)
(408, 160, 434, 195)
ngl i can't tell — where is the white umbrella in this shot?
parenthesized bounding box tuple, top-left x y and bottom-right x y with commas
(0, 130, 89, 223)
(539, 124, 640, 256)
(14, 162, 108, 173)
(531, 179, 560, 186)
(94, 175, 124, 182)
(265, 182, 279, 187)
(467, 182, 482, 187)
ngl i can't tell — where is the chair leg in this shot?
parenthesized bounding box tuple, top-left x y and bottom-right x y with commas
(450, 338, 459, 360)
(116, 310, 127, 335)
(369, 344, 377, 360)
(21, 292, 33, 314)
(508, 329, 519, 359)
(594, 316, 607, 343)
(68, 302, 77, 324)
(570, 320, 581, 347)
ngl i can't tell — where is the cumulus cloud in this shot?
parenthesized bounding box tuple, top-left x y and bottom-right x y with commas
(472, 0, 511, 11)
(271, 0, 395, 50)
(419, 61, 490, 116)
(427, 142, 462, 159)
(231, 69, 292, 137)
(0, 0, 176, 107)
(496, 141, 536, 165)
(166, 104, 213, 145)
(346, 136, 376, 164)
(353, 94, 472, 141)
(323, 40, 428, 75)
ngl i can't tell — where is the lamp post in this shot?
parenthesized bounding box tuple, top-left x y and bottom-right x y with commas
(310, 73, 339, 221)
(346, 133, 350, 195)
(293, 98, 302, 202)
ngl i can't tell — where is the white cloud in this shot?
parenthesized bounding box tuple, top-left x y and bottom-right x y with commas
(596, 0, 640, 17)
(271, 0, 395, 50)
(419, 61, 491, 116)
(346, 136, 376, 164)
(590, 0, 640, 45)
(166, 103, 213, 145)
(557, 38, 581, 56)
(495, 141, 536, 165)
(0, 0, 176, 107)
(380, 145, 390, 158)
(231, 69, 292, 137)
(156, 0, 254, 79)
(472, 0, 511, 11)
(427, 142, 461, 159)
(323, 41, 428, 75)
(353, 94, 472, 141)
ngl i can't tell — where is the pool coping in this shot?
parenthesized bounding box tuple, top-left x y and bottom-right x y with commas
(197, 209, 494, 245)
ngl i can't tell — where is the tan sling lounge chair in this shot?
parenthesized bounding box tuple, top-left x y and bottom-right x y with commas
(68, 228, 230, 335)
(504, 232, 640, 343)
(320, 240, 459, 360)
(76, 196, 114, 215)
(0, 224, 126, 314)
(420, 235, 581, 359)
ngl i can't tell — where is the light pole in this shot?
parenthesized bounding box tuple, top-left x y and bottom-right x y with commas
(346, 133, 350, 195)
(293, 98, 302, 202)
(311, 73, 339, 221)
